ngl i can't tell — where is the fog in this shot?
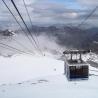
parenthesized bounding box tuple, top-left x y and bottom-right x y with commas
(0, 30, 66, 58)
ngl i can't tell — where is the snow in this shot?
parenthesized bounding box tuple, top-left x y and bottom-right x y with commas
(0, 54, 64, 84)
(88, 53, 98, 63)
(0, 54, 98, 98)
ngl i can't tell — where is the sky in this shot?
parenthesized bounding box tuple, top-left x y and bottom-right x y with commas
(0, 0, 98, 30)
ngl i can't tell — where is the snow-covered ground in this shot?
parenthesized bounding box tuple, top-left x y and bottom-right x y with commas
(0, 74, 98, 98)
(0, 54, 64, 84)
(0, 54, 98, 98)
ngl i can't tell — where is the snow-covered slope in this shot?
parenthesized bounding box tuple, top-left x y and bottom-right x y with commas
(0, 54, 64, 84)
(0, 54, 98, 98)
(0, 71, 98, 98)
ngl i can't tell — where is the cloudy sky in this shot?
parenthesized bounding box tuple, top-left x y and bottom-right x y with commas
(0, 0, 98, 30)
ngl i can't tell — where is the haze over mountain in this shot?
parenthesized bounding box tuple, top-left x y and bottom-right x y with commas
(27, 25, 98, 50)
(0, 25, 98, 56)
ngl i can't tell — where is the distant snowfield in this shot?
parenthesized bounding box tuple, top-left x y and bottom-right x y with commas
(0, 54, 98, 98)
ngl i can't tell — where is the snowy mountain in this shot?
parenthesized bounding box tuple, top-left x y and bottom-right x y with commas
(0, 26, 98, 98)
(0, 29, 16, 37)
(28, 25, 98, 50)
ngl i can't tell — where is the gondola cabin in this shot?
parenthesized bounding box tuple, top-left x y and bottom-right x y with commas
(63, 50, 90, 80)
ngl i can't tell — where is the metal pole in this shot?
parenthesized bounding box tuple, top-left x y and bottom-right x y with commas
(80, 53, 82, 61)
(71, 53, 72, 60)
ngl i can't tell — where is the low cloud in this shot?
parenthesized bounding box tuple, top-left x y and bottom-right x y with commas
(0, 0, 80, 27)
(77, 0, 98, 7)
(0, 0, 98, 29)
